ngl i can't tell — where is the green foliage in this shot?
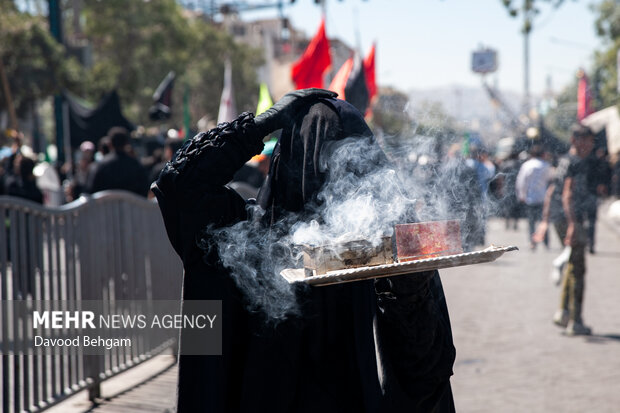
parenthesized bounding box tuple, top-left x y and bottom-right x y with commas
(179, 20, 263, 128)
(511, 0, 620, 142)
(500, 1, 573, 34)
(0, 3, 82, 117)
(80, 0, 262, 126)
(592, 0, 620, 111)
(3, 0, 263, 129)
(594, 0, 620, 40)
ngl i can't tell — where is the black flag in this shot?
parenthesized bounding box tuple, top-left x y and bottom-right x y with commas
(328, 55, 369, 115)
(149, 71, 175, 121)
(344, 57, 369, 115)
(65, 90, 135, 148)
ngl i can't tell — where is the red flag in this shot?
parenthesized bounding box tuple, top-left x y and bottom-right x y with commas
(291, 19, 331, 89)
(363, 43, 377, 102)
(328, 57, 353, 99)
(577, 69, 593, 121)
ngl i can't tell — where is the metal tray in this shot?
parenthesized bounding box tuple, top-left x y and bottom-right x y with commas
(281, 245, 518, 286)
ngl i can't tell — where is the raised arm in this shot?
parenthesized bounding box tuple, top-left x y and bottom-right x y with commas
(152, 113, 264, 258)
(152, 89, 337, 258)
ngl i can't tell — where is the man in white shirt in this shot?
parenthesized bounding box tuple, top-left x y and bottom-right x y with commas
(516, 144, 551, 250)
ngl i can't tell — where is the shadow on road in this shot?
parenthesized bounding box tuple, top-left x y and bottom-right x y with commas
(583, 333, 620, 344)
(589, 251, 620, 259)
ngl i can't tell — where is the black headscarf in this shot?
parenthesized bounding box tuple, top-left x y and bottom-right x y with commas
(257, 98, 380, 220)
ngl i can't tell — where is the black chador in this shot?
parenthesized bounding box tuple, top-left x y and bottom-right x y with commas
(153, 90, 456, 412)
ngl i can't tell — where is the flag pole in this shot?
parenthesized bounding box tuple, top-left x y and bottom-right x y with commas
(353, 7, 362, 55)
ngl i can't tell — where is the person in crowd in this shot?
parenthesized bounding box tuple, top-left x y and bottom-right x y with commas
(4, 153, 43, 204)
(434, 143, 483, 252)
(96, 136, 111, 161)
(516, 144, 551, 250)
(584, 147, 612, 254)
(534, 124, 595, 336)
(229, 153, 271, 200)
(148, 137, 184, 198)
(497, 150, 522, 230)
(152, 89, 456, 412)
(611, 155, 620, 198)
(465, 145, 493, 248)
(232, 153, 270, 188)
(85, 127, 149, 197)
(3, 151, 42, 297)
(0, 131, 22, 196)
(65, 140, 97, 202)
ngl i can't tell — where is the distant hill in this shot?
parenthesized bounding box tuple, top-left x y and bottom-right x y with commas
(407, 85, 529, 142)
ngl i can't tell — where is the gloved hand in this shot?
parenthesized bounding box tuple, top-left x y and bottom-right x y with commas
(254, 88, 337, 137)
(376, 271, 436, 301)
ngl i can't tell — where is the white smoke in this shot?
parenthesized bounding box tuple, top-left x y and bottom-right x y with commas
(204, 129, 501, 321)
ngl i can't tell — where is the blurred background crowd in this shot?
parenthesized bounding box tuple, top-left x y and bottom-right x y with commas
(1, 0, 620, 236)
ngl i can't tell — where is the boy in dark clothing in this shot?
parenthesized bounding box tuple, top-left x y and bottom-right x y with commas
(534, 124, 595, 336)
(4, 154, 43, 204)
(85, 127, 149, 197)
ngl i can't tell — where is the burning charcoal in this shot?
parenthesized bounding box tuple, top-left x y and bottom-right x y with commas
(394, 220, 463, 262)
(302, 236, 393, 276)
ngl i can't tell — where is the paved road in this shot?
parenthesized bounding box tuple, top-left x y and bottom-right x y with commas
(442, 201, 620, 413)
(52, 201, 620, 413)
(46, 353, 177, 413)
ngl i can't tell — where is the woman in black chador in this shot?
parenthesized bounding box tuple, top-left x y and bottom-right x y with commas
(152, 89, 456, 412)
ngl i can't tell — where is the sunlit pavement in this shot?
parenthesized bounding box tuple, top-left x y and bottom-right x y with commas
(49, 200, 620, 413)
(441, 199, 620, 413)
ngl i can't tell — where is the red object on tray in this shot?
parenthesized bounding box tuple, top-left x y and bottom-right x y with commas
(394, 220, 463, 262)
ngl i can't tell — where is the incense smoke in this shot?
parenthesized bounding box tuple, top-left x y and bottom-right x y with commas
(203, 124, 501, 321)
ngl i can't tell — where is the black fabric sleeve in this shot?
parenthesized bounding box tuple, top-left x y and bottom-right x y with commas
(151, 112, 265, 259)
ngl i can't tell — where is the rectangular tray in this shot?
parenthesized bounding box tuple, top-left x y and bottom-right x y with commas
(281, 245, 518, 286)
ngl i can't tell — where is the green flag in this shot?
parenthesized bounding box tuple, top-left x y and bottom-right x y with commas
(462, 132, 470, 157)
(256, 83, 273, 116)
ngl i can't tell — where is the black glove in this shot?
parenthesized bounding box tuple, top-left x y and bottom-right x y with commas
(254, 88, 337, 137)
(375, 271, 436, 301)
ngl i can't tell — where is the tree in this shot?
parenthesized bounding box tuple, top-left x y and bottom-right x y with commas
(0, 2, 81, 122)
(592, 0, 620, 110)
(80, 0, 262, 126)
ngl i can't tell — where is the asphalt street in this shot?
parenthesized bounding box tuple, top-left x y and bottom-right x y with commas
(442, 200, 620, 413)
(50, 201, 620, 413)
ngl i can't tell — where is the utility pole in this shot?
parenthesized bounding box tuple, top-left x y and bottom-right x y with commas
(523, 15, 529, 113)
(501, 0, 540, 117)
(522, 0, 534, 116)
(49, 0, 66, 164)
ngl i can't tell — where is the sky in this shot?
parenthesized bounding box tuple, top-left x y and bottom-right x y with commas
(244, 0, 605, 96)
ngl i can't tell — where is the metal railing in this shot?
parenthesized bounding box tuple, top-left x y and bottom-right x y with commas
(0, 191, 183, 412)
